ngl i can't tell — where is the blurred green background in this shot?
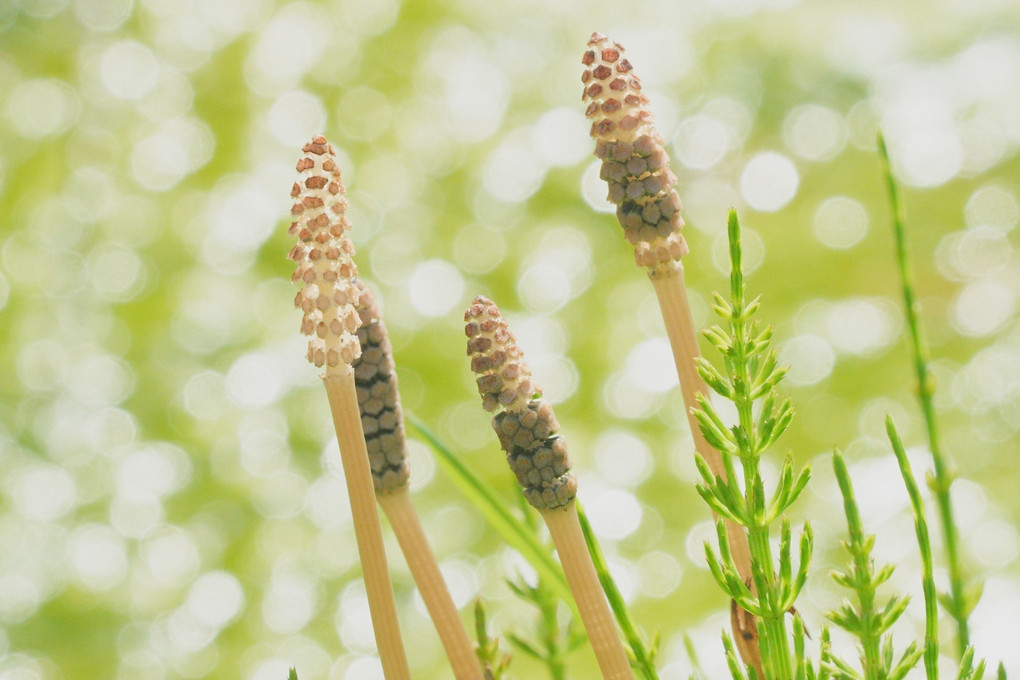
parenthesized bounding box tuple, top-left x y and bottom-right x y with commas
(1, 0, 1019, 678)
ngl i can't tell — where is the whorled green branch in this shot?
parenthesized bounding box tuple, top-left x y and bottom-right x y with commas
(691, 210, 812, 680)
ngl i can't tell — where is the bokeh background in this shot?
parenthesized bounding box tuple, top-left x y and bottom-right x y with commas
(2, 0, 1020, 678)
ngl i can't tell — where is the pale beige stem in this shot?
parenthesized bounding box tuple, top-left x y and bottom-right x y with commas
(540, 504, 634, 680)
(377, 488, 485, 680)
(650, 268, 761, 673)
(323, 372, 411, 680)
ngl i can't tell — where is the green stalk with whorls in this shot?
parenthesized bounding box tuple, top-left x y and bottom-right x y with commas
(692, 210, 811, 680)
(827, 450, 921, 680)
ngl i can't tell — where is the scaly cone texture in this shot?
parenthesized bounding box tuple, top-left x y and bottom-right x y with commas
(288, 137, 411, 680)
(465, 296, 577, 510)
(582, 32, 688, 275)
(288, 135, 362, 372)
(352, 279, 410, 494)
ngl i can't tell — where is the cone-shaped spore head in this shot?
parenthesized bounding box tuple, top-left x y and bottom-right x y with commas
(464, 296, 538, 413)
(352, 279, 409, 494)
(466, 296, 577, 510)
(288, 136, 361, 373)
(582, 32, 688, 275)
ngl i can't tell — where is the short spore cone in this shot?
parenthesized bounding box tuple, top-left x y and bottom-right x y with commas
(582, 32, 688, 274)
(465, 296, 577, 510)
(465, 296, 536, 413)
(352, 279, 409, 494)
(288, 136, 361, 370)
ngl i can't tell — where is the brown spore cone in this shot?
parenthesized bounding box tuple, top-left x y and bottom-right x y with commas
(582, 32, 689, 275)
(352, 280, 409, 494)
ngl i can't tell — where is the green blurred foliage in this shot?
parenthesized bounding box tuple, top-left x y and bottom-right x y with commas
(1, 0, 1019, 678)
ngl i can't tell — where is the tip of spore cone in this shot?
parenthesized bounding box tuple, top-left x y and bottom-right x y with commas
(465, 296, 577, 510)
(288, 136, 362, 372)
(582, 33, 689, 274)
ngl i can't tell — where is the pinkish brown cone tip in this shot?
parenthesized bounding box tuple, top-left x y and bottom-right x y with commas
(465, 296, 577, 510)
(288, 136, 362, 372)
(582, 32, 689, 275)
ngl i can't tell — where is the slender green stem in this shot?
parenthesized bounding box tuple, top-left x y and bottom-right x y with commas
(577, 503, 659, 680)
(877, 132, 968, 656)
(744, 459, 793, 680)
(886, 416, 939, 680)
(539, 584, 569, 680)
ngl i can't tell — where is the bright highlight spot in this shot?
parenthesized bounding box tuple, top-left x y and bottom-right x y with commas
(0, 573, 41, 622)
(593, 430, 652, 487)
(74, 0, 132, 31)
(970, 578, 1020, 672)
(585, 488, 642, 540)
(779, 334, 836, 386)
(440, 56, 509, 142)
(966, 184, 1019, 234)
(407, 259, 464, 318)
(674, 114, 730, 169)
(953, 279, 1015, 336)
(11, 465, 78, 521)
(532, 107, 590, 167)
(227, 352, 287, 408)
(337, 583, 376, 652)
(5, 79, 79, 138)
(517, 228, 593, 313)
(969, 519, 1020, 568)
(826, 298, 899, 356)
(187, 571, 245, 628)
(740, 152, 799, 212)
(142, 526, 201, 587)
(484, 142, 545, 202)
(247, 3, 332, 93)
(783, 104, 846, 161)
(812, 196, 869, 249)
(625, 338, 679, 393)
(100, 40, 160, 100)
(262, 571, 318, 634)
(267, 90, 327, 147)
(70, 524, 129, 592)
(131, 118, 214, 191)
(936, 226, 1012, 281)
(116, 444, 191, 501)
(891, 124, 964, 188)
(637, 551, 681, 598)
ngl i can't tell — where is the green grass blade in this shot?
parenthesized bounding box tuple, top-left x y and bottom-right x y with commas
(886, 416, 938, 680)
(877, 130, 970, 656)
(407, 414, 575, 609)
(577, 502, 660, 680)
